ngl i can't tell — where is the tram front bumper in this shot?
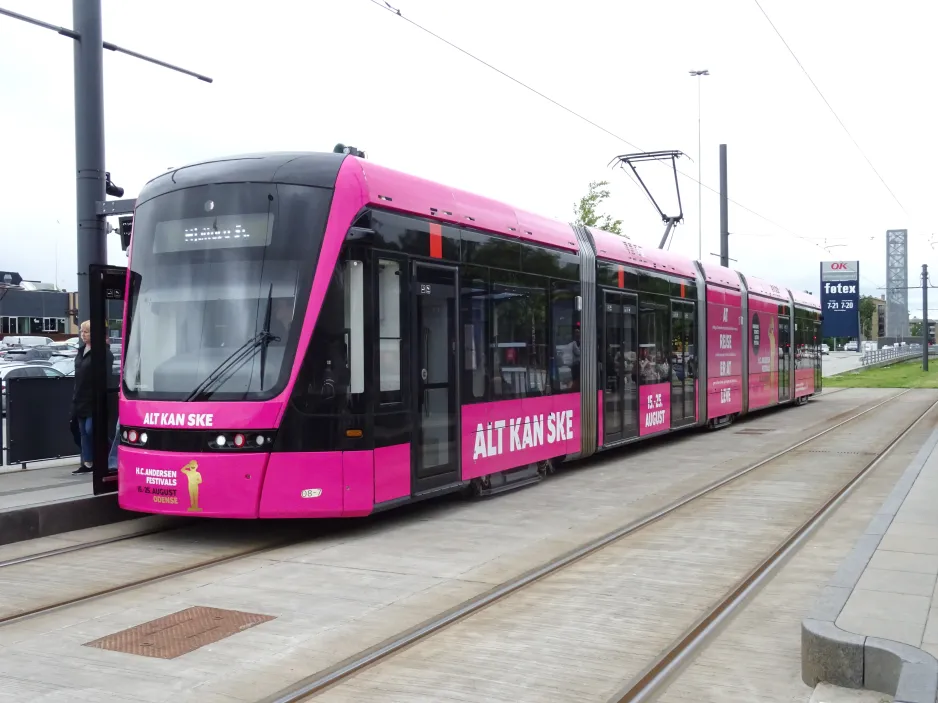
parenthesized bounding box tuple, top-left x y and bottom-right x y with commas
(117, 447, 269, 518)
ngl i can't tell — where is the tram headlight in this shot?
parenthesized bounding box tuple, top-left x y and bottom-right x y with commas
(206, 431, 274, 450)
(139, 432, 148, 445)
(128, 429, 138, 443)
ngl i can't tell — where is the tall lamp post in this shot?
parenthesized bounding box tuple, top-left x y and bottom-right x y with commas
(689, 69, 709, 262)
(0, 1, 211, 324)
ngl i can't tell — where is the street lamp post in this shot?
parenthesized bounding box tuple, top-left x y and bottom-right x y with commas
(1, 0, 211, 324)
(689, 69, 709, 262)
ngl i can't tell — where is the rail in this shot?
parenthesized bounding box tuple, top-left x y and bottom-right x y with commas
(860, 344, 937, 366)
(259, 391, 913, 703)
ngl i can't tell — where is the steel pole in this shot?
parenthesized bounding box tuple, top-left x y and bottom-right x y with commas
(719, 144, 728, 268)
(697, 76, 702, 261)
(923, 264, 929, 371)
(73, 0, 107, 327)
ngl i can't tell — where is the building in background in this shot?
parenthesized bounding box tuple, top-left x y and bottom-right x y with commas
(0, 270, 123, 341)
(866, 296, 887, 341)
(0, 270, 69, 339)
(909, 317, 936, 345)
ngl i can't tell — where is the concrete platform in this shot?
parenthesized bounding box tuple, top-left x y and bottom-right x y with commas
(0, 464, 92, 510)
(802, 416, 938, 703)
(0, 464, 133, 546)
(0, 388, 918, 702)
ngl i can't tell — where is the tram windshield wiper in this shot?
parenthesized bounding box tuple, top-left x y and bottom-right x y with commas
(259, 283, 275, 391)
(185, 285, 280, 402)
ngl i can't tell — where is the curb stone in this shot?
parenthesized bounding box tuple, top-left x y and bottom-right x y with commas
(0, 493, 132, 546)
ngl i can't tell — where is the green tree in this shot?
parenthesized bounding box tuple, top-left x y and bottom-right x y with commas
(911, 321, 923, 338)
(859, 296, 876, 339)
(574, 180, 623, 235)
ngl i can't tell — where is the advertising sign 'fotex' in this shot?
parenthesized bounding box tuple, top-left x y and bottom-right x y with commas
(820, 261, 860, 339)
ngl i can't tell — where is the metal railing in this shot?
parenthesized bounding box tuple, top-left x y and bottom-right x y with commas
(860, 344, 936, 366)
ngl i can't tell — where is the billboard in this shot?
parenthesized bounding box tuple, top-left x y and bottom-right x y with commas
(820, 261, 860, 339)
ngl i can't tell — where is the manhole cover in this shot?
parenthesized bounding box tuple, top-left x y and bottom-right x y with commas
(83, 606, 275, 659)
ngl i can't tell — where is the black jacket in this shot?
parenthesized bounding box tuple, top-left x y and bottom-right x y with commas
(72, 343, 115, 419)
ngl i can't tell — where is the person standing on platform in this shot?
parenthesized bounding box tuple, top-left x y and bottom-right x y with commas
(70, 321, 114, 475)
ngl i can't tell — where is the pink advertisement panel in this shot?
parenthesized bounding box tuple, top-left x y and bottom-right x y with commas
(795, 368, 815, 397)
(639, 382, 671, 436)
(461, 393, 581, 480)
(707, 287, 743, 419)
(118, 448, 269, 518)
(748, 296, 780, 411)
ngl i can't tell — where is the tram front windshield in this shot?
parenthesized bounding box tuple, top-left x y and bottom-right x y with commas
(122, 182, 331, 402)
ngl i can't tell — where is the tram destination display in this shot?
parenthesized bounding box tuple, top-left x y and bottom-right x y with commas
(152, 212, 275, 253)
(820, 261, 860, 339)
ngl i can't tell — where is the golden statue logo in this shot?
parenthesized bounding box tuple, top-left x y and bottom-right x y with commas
(180, 460, 202, 512)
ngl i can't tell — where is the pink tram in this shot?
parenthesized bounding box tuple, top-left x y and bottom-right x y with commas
(116, 152, 822, 518)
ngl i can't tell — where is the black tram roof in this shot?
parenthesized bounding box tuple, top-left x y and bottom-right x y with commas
(136, 152, 347, 206)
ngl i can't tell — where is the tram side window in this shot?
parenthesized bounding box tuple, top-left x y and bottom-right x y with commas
(291, 257, 365, 414)
(794, 311, 813, 370)
(491, 270, 549, 400)
(551, 281, 580, 393)
(793, 319, 802, 370)
(377, 259, 403, 405)
(345, 260, 365, 393)
(461, 266, 490, 403)
(638, 296, 670, 384)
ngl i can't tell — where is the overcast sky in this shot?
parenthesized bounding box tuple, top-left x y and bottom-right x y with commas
(1, 0, 935, 312)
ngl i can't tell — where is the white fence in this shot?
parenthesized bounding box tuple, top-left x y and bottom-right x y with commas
(860, 344, 937, 367)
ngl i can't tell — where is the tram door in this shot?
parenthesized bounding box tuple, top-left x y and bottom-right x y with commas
(670, 301, 697, 425)
(602, 291, 639, 444)
(412, 263, 460, 491)
(778, 314, 792, 402)
(89, 264, 126, 496)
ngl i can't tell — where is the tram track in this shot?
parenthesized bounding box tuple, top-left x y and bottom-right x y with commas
(0, 535, 305, 628)
(0, 519, 192, 569)
(258, 389, 923, 703)
(608, 391, 938, 703)
(0, 389, 898, 691)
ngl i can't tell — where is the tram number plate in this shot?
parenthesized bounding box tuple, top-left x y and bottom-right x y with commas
(419, 284, 432, 295)
(301, 488, 322, 499)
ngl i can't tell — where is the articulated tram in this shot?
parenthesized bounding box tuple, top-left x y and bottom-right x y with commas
(116, 152, 821, 518)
